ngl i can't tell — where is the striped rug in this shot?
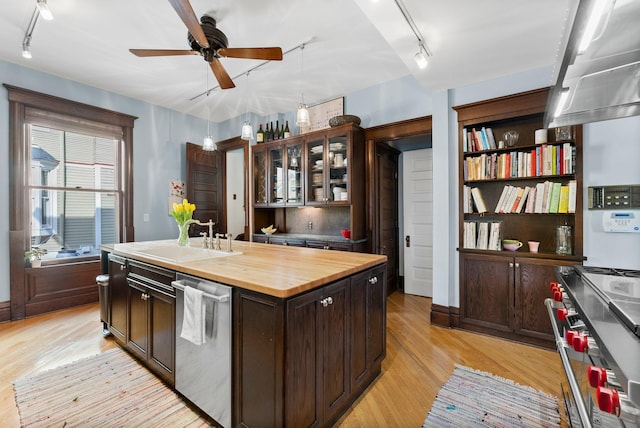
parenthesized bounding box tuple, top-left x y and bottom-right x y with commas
(423, 365, 561, 427)
(13, 348, 213, 427)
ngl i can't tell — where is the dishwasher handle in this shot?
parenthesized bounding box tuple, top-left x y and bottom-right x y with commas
(172, 279, 230, 303)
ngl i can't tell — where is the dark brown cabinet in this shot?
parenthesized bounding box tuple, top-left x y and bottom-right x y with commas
(107, 254, 128, 344)
(454, 88, 584, 347)
(126, 260, 176, 385)
(286, 278, 351, 427)
(350, 265, 386, 394)
(233, 263, 387, 428)
(252, 123, 366, 243)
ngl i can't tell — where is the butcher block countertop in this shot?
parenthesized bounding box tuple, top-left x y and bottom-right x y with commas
(104, 239, 387, 298)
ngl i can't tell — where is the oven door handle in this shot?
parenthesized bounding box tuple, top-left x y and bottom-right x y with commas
(545, 298, 592, 428)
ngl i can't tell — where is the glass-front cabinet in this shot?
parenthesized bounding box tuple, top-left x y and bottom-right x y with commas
(306, 133, 350, 206)
(254, 140, 304, 207)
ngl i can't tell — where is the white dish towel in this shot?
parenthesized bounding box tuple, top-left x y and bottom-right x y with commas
(180, 285, 206, 345)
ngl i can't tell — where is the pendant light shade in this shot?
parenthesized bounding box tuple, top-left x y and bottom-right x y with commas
(296, 104, 310, 127)
(241, 122, 253, 140)
(296, 44, 311, 127)
(203, 136, 216, 151)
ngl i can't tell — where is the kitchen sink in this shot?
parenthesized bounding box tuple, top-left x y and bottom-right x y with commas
(130, 244, 241, 263)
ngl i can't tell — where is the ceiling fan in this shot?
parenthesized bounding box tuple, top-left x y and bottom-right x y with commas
(129, 0, 283, 89)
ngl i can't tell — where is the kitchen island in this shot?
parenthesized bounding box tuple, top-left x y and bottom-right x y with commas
(102, 239, 387, 428)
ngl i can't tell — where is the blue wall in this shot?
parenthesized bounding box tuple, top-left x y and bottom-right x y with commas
(2, 59, 638, 308)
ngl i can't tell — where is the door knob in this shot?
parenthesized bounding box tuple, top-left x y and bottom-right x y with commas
(405, 235, 410, 247)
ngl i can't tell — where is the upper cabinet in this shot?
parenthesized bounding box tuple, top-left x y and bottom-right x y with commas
(251, 123, 366, 240)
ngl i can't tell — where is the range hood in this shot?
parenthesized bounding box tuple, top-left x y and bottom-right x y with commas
(545, 0, 640, 128)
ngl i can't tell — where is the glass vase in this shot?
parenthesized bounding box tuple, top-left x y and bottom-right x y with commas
(177, 223, 190, 247)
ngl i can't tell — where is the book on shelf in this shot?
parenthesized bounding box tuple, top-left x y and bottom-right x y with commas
(509, 187, 526, 213)
(470, 187, 488, 213)
(476, 222, 489, 250)
(548, 182, 562, 213)
(514, 186, 531, 213)
(495, 185, 512, 213)
(524, 186, 537, 213)
(485, 128, 497, 150)
(558, 185, 570, 213)
(463, 127, 468, 152)
(488, 222, 502, 251)
(568, 179, 577, 213)
(463, 221, 477, 249)
(463, 185, 473, 213)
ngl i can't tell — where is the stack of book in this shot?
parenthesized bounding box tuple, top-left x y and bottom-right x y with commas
(463, 221, 502, 250)
(494, 180, 577, 214)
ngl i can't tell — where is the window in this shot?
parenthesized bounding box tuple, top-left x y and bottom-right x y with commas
(6, 84, 136, 320)
(29, 125, 120, 261)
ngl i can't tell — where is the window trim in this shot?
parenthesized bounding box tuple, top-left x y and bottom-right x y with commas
(5, 84, 137, 320)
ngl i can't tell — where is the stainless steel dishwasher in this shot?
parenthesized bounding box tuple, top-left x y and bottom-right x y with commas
(172, 273, 232, 428)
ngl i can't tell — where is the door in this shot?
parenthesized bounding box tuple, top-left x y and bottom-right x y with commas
(376, 143, 399, 293)
(402, 148, 433, 297)
(226, 147, 245, 238)
(186, 142, 223, 234)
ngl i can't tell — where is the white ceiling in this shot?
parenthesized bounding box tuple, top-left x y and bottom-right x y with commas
(0, 0, 572, 123)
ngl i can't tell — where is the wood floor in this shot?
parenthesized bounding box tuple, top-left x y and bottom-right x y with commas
(0, 291, 565, 427)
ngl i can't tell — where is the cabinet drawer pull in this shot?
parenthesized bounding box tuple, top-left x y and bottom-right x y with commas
(368, 277, 378, 285)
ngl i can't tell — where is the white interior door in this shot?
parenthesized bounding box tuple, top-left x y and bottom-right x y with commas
(226, 147, 245, 238)
(402, 148, 433, 297)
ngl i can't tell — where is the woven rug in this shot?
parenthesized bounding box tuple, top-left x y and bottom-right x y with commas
(13, 348, 213, 427)
(423, 365, 561, 427)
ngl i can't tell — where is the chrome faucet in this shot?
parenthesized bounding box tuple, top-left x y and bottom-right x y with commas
(198, 219, 216, 249)
(214, 233, 222, 251)
(225, 233, 233, 252)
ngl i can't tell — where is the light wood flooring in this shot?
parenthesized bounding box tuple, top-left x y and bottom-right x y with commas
(0, 291, 565, 427)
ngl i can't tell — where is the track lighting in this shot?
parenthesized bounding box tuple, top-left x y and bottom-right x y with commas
(393, 0, 432, 70)
(296, 44, 311, 127)
(414, 44, 428, 69)
(22, 37, 32, 59)
(36, 0, 54, 21)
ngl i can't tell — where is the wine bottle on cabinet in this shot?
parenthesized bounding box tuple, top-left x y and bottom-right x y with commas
(280, 123, 285, 139)
(275, 120, 280, 140)
(284, 120, 290, 138)
(269, 121, 275, 141)
(256, 124, 264, 143)
(265, 122, 271, 141)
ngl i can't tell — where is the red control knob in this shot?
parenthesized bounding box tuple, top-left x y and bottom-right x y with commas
(549, 281, 559, 292)
(553, 289, 563, 302)
(589, 366, 608, 388)
(565, 330, 578, 344)
(573, 334, 589, 353)
(597, 386, 620, 415)
(557, 308, 568, 321)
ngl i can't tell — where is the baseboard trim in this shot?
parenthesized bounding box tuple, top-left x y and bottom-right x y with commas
(0, 301, 10, 323)
(430, 304, 460, 328)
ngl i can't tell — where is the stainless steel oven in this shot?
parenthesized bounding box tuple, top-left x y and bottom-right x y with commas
(546, 266, 640, 427)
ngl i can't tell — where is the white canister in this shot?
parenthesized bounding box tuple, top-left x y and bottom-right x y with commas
(334, 153, 344, 167)
(535, 129, 547, 144)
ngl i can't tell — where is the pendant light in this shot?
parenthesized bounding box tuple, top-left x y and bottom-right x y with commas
(202, 69, 216, 151)
(240, 72, 253, 140)
(296, 44, 310, 127)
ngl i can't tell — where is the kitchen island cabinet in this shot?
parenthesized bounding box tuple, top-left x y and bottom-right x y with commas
(103, 239, 387, 427)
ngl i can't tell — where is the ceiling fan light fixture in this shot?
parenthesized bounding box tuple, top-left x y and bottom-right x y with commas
(296, 104, 311, 127)
(36, 0, 53, 20)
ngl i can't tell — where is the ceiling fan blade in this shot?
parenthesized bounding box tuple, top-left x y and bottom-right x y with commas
(218, 47, 283, 61)
(209, 58, 235, 89)
(129, 49, 198, 57)
(168, 0, 209, 48)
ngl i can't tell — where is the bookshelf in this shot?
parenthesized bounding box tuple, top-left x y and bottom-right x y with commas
(453, 88, 584, 347)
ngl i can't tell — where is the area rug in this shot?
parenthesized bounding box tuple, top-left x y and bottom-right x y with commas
(13, 348, 213, 427)
(422, 365, 560, 427)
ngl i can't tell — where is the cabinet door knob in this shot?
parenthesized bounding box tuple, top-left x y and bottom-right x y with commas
(509, 262, 514, 268)
(326, 296, 333, 305)
(368, 277, 378, 285)
(515, 262, 520, 268)
(120, 264, 125, 271)
(320, 298, 328, 307)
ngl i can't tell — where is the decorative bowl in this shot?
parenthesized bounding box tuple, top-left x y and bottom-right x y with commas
(329, 115, 361, 127)
(261, 226, 277, 235)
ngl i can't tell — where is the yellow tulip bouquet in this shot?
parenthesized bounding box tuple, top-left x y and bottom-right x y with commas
(171, 199, 199, 246)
